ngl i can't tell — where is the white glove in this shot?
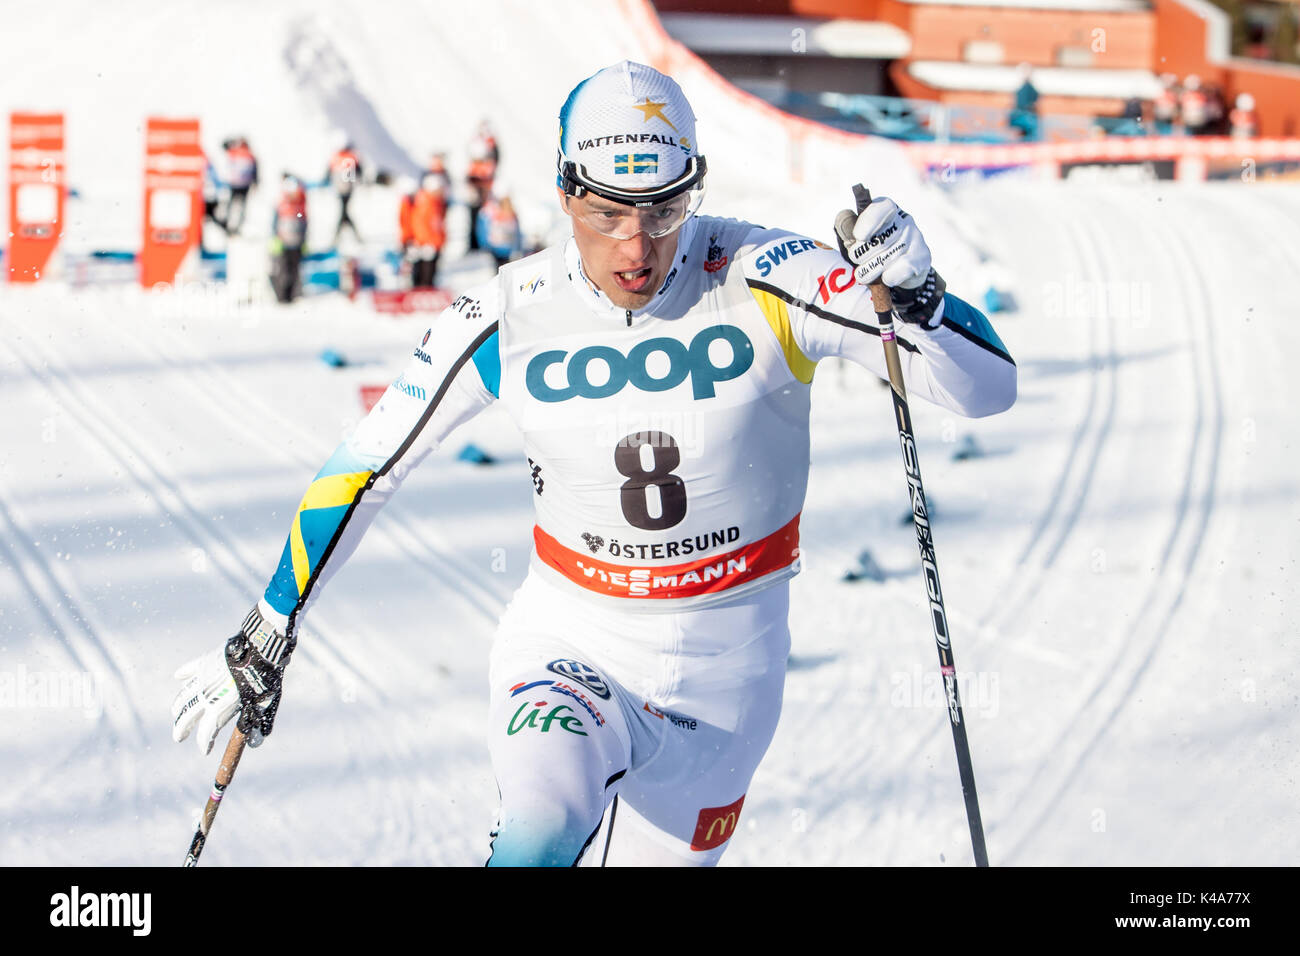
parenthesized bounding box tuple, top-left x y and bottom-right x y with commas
(170, 602, 293, 755)
(836, 195, 931, 290)
(835, 192, 946, 329)
(171, 646, 241, 756)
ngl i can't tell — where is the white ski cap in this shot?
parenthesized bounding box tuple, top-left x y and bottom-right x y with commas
(557, 61, 699, 196)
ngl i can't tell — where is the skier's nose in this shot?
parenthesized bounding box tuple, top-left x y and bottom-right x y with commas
(619, 229, 652, 258)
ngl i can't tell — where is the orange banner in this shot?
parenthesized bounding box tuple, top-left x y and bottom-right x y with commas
(7, 112, 65, 282)
(534, 514, 801, 600)
(141, 117, 203, 289)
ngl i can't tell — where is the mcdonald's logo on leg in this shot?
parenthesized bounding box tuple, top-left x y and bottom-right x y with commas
(690, 794, 745, 851)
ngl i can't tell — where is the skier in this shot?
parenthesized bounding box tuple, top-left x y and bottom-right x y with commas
(170, 61, 1016, 866)
(269, 175, 307, 304)
(326, 136, 363, 245)
(223, 136, 259, 235)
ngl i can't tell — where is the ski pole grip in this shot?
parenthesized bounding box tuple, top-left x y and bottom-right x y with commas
(852, 183, 872, 213)
(850, 185, 893, 316)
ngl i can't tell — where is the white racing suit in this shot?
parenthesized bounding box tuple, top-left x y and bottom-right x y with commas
(259, 214, 1016, 865)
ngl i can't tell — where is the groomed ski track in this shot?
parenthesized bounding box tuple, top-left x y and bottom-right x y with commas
(1, 0, 1297, 865)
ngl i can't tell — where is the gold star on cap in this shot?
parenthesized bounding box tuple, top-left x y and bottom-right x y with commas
(634, 98, 678, 132)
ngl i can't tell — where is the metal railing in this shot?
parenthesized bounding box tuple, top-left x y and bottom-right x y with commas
(764, 89, 1155, 144)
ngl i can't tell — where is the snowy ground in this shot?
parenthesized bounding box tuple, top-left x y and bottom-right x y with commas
(3, 176, 1297, 866)
(1, 1, 1297, 866)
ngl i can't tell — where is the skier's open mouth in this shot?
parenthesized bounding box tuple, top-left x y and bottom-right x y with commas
(613, 267, 654, 293)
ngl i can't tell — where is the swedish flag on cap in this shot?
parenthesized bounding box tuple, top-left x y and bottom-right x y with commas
(558, 61, 704, 203)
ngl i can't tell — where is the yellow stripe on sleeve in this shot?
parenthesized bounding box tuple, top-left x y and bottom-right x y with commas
(290, 515, 311, 595)
(749, 287, 817, 384)
(299, 471, 372, 511)
(288, 470, 372, 596)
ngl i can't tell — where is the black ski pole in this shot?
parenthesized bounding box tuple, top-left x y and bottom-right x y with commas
(183, 725, 248, 866)
(836, 185, 990, 866)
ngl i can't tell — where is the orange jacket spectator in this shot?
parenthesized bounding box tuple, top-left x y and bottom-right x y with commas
(467, 157, 495, 198)
(411, 184, 447, 249)
(397, 177, 417, 247)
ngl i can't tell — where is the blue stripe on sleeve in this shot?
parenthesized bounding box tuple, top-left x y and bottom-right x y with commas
(940, 294, 1014, 364)
(264, 541, 299, 617)
(318, 441, 379, 477)
(472, 329, 501, 398)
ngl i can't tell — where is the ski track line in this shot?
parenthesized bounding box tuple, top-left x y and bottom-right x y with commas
(1001, 190, 1224, 863)
(903, 187, 1115, 676)
(1, 311, 382, 706)
(875, 202, 1116, 788)
(985, 204, 1121, 673)
(130, 305, 501, 608)
(933, 200, 1121, 862)
(114, 308, 506, 627)
(9, 304, 447, 861)
(0, 486, 146, 775)
(780, 189, 1108, 862)
(991, 195, 1172, 859)
(0, 414, 148, 755)
(107, 308, 492, 697)
(0, 733, 109, 824)
(896, 187, 1110, 670)
(981, 197, 1117, 640)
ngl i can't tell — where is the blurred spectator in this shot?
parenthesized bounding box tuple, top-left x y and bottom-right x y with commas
(1204, 83, 1228, 135)
(201, 153, 225, 246)
(1153, 74, 1181, 134)
(410, 173, 447, 288)
(466, 137, 497, 251)
(476, 184, 522, 268)
(396, 176, 417, 253)
(394, 176, 418, 286)
(426, 152, 451, 194)
(1246, 20, 1271, 60)
(1116, 96, 1147, 135)
(1230, 93, 1260, 138)
(222, 136, 258, 235)
(325, 134, 363, 245)
(271, 175, 308, 304)
(471, 120, 499, 165)
(1181, 75, 1211, 135)
(1009, 64, 1040, 140)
